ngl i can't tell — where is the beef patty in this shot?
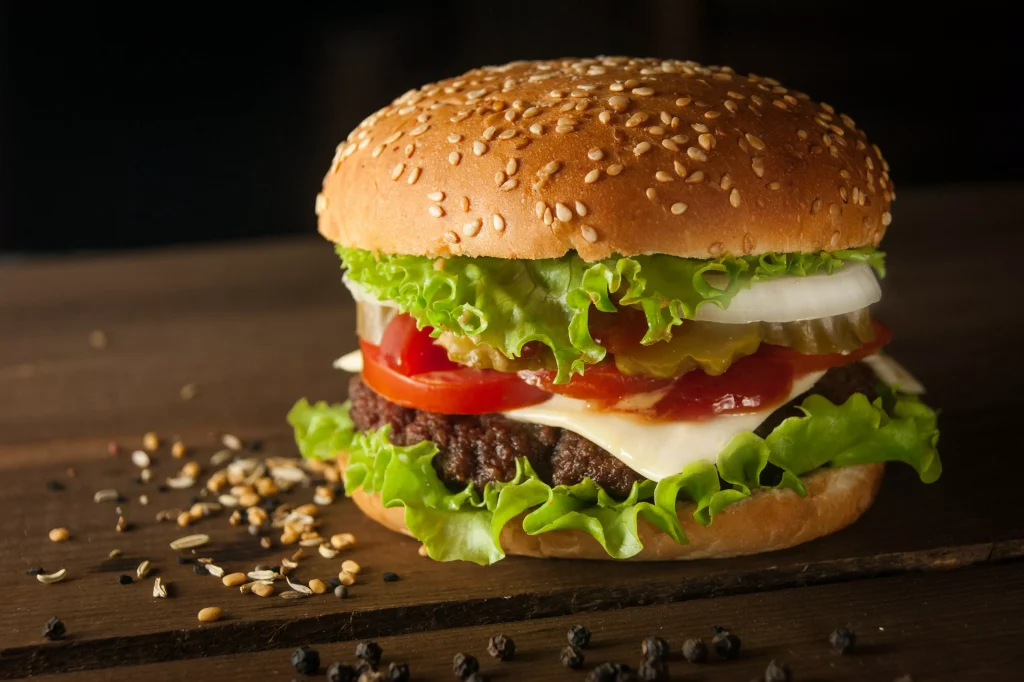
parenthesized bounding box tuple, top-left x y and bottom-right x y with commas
(347, 362, 880, 498)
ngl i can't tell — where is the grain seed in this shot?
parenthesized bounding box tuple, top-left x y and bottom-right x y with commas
(170, 534, 210, 551)
(36, 569, 67, 584)
(341, 560, 362, 575)
(171, 441, 187, 459)
(252, 582, 274, 598)
(131, 450, 151, 468)
(49, 528, 69, 543)
(319, 544, 340, 559)
(136, 560, 152, 579)
(280, 591, 308, 600)
(153, 577, 168, 598)
(197, 607, 222, 623)
(309, 579, 327, 595)
(222, 572, 247, 587)
(143, 432, 159, 451)
(205, 564, 225, 578)
(94, 489, 119, 503)
(330, 533, 356, 551)
(339, 572, 357, 586)
(247, 569, 280, 581)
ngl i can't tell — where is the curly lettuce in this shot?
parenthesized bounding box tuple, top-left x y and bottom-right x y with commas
(338, 247, 885, 384)
(288, 387, 938, 565)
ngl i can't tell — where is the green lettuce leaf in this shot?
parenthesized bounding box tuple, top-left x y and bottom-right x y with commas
(338, 246, 885, 383)
(288, 388, 939, 565)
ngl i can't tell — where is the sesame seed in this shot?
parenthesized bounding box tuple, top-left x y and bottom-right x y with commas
(671, 202, 687, 215)
(608, 95, 630, 111)
(692, 123, 709, 134)
(647, 126, 665, 136)
(720, 173, 733, 190)
(607, 164, 623, 176)
(535, 201, 545, 218)
(811, 198, 823, 215)
(494, 171, 506, 186)
(588, 148, 604, 161)
(575, 201, 587, 216)
(609, 82, 624, 92)
(686, 170, 705, 183)
(584, 169, 601, 184)
(676, 97, 691, 107)
(463, 219, 482, 237)
(482, 125, 497, 141)
(773, 100, 788, 110)
(655, 171, 673, 182)
(840, 186, 849, 203)
(768, 181, 781, 190)
(555, 124, 575, 134)
(410, 124, 430, 136)
(624, 78, 639, 88)
(504, 110, 517, 122)
(555, 203, 573, 222)
(797, 129, 808, 140)
(660, 111, 672, 124)
(687, 147, 707, 162)
(448, 152, 461, 165)
(729, 188, 741, 207)
(598, 111, 611, 124)
(543, 161, 562, 175)
(751, 157, 765, 178)
(580, 225, 598, 243)
(709, 241, 724, 256)
(391, 163, 405, 180)
(407, 167, 421, 184)
(492, 214, 505, 232)
(473, 141, 488, 156)
(646, 187, 657, 200)
(559, 102, 575, 112)
(543, 207, 553, 225)
(724, 100, 738, 113)
(522, 106, 539, 118)
(506, 158, 519, 175)
(673, 160, 687, 176)
(404, 143, 415, 158)
(662, 139, 679, 152)
(529, 123, 544, 135)
(882, 211, 892, 226)
(447, 133, 462, 143)
(549, 89, 564, 98)
(444, 231, 459, 243)
(450, 111, 470, 123)
(429, 205, 445, 218)
(632, 87, 654, 96)
(745, 133, 766, 151)
(634, 141, 652, 156)
(371, 144, 386, 158)
(499, 178, 518, 191)
(704, 111, 720, 119)
(427, 191, 444, 201)
(698, 133, 716, 150)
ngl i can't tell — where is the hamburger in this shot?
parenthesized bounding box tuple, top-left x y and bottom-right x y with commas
(289, 57, 941, 564)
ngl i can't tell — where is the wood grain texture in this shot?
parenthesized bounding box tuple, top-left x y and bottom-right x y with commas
(0, 185, 1021, 678)
(22, 564, 1024, 681)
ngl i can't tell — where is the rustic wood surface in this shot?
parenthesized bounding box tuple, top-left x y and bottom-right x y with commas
(0, 185, 1020, 679)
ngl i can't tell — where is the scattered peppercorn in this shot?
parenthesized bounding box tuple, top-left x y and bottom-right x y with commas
(829, 627, 856, 654)
(452, 653, 479, 678)
(387, 662, 410, 682)
(567, 624, 592, 648)
(356, 641, 383, 669)
(118, 574, 133, 585)
(328, 576, 342, 589)
(560, 645, 585, 669)
(325, 661, 359, 682)
(334, 585, 349, 599)
(291, 646, 321, 675)
(712, 629, 741, 660)
(383, 571, 400, 582)
(46, 480, 65, 491)
(765, 659, 791, 682)
(641, 636, 668, 661)
(248, 439, 264, 452)
(487, 634, 515, 661)
(193, 563, 208, 576)
(25, 567, 45, 576)
(637, 658, 667, 681)
(585, 662, 627, 682)
(42, 617, 66, 641)
(681, 638, 708, 663)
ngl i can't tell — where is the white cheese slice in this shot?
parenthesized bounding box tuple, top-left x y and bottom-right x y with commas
(502, 372, 825, 482)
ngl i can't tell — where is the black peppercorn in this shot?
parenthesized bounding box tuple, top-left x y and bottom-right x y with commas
(681, 638, 708, 663)
(118, 574, 133, 585)
(328, 576, 342, 589)
(452, 652, 479, 678)
(586, 662, 627, 682)
(712, 629, 741, 659)
(487, 634, 515, 661)
(387, 661, 410, 682)
(567, 624, 592, 648)
(764, 659, 790, 682)
(192, 563, 208, 576)
(641, 635, 669, 661)
(829, 627, 855, 654)
(383, 571, 400, 582)
(356, 641, 383, 669)
(335, 585, 349, 599)
(46, 480, 65, 491)
(291, 647, 321, 675)
(637, 658, 667, 681)
(326, 661, 359, 682)
(248, 439, 264, 452)
(560, 645, 585, 669)
(42, 617, 66, 640)
(25, 567, 45, 576)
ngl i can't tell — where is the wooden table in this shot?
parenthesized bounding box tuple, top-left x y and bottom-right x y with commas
(1, 185, 1019, 680)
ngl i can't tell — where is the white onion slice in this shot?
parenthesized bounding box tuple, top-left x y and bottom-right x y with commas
(694, 263, 881, 323)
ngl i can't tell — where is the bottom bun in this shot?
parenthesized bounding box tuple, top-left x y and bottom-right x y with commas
(344, 460, 884, 561)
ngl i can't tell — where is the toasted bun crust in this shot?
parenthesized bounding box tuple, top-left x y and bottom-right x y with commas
(318, 58, 894, 261)
(345, 462, 884, 561)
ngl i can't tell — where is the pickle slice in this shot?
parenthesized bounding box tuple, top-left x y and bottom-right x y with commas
(614, 321, 763, 378)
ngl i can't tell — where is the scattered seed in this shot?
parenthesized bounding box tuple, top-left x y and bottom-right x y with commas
(252, 582, 274, 598)
(309, 579, 327, 595)
(179, 383, 198, 400)
(170, 534, 209, 551)
(131, 450, 151, 468)
(166, 476, 195, 490)
(108, 549, 122, 558)
(341, 560, 361, 575)
(681, 638, 707, 663)
(206, 564, 225, 578)
(49, 528, 69, 543)
(567, 625, 591, 648)
(193, 563, 209, 576)
(330, 533, 356, 551)
(170, 441, 187, 459)
(383, 572, 400, 583)
(452, 652, 479, 678)
(222, 572, 247, 587)
(42, 617, 66, 641)
(197, 607, 222, 623)
(319, 544, 339, 559)
(712, 628, 741, 659)
(642, 636, 669, 660)
(671, 202, 688, 215)
(36, 569, 67, 584)
(286, 577, 313, 595)
(829, 627, 856, 654)
(118, 575, 133, 585)
(153, 577, 168, 598)
(334, 585, 349, 599)
(280, 591, 308, 600)
(247, 569, 279, 581)
(418, 544, 429, 557)
(143, 432, 159, 451)
(487, 634, 516, 661)
(560, 645, 584, 669)
(115, 516, 127, 533)
(765, 659, 791, 681)
(93, 489, 119, 503)
(136, 560, 152, 579)
(176, 512, 193, 527)
(339, 572, 356, 586)
(89, 329, 108, 349)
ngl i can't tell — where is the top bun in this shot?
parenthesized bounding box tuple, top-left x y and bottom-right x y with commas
(317, 57, 894, 261)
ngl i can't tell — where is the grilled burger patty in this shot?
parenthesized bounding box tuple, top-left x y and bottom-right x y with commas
(347, 362, 880, 498)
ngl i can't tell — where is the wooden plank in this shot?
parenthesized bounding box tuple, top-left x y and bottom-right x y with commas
(17, 564, 1024, 681)
(0, 424, 1020, 674)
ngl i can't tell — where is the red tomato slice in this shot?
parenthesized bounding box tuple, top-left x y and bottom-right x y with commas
(378, 313, 460, 375)
(360, 340, 550, 414)
(518, 362, 672, 402)
(651, 355, 794, 420)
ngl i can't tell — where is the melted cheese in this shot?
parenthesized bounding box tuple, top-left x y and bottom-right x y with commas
(502, 372, 825, 481)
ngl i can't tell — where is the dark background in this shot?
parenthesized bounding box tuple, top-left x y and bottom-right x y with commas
(1, 1, 1020, 254)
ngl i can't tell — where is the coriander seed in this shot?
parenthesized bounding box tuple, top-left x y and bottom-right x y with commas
(829, 627, 855, 654)
(567, 624, 591, 648)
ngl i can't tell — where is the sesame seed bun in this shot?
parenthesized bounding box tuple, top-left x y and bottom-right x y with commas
(317, 57, 894, 261)
(345, 460, 884, 561)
